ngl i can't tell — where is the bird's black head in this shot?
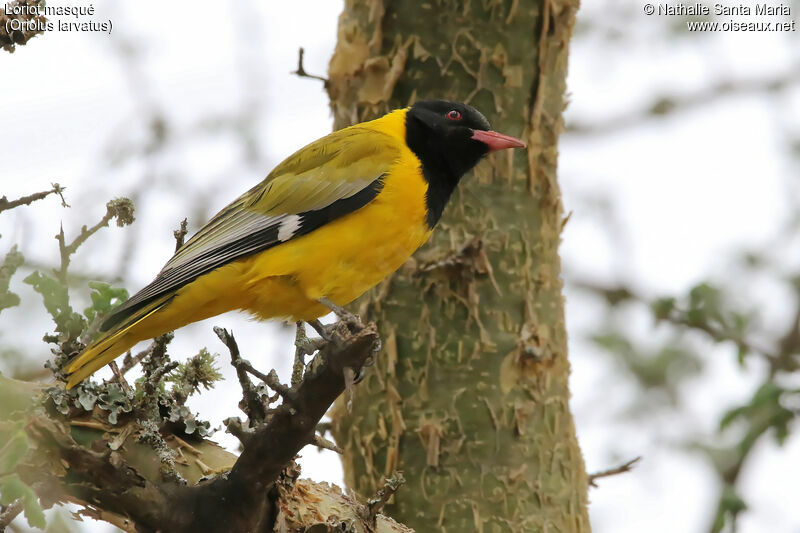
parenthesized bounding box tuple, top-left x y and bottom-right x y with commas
(405, 100, 525, 228)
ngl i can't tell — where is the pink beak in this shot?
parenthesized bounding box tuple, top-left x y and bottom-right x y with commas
(471, 129, 526, 152)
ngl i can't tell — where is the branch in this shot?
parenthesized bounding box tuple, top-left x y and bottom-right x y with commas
(0, 500, 24, 530)
(0, 0, 48, 53)
(8, 298, 400, 531)
(573, 278, 776, 360)
(55, 198, 135, 283)
(366, 472, 406, 522)
(587, 456, 641, 488)
(173, 218, 188, 251)
(567, 67, 800, 136)
(163, 316, 380, 532)
(0, 183, 66, 214)
(214, 326, 269, 424)
(291, 47, 329, 85)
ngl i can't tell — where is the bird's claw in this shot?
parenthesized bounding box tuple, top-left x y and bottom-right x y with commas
(318, 297, 359, 324)
(307, 319, 333, 342)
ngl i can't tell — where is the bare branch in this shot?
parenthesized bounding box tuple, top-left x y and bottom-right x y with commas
(55, 198, 135, 283)
(291, 47, 329, 85)
(0, 183, 66, 213)
(168, 317, 380, 532)
(0, 500, 24, 530)
(292, 322, 310, 386)
(588, 456, 642, 488)
(366, 472, 406, 522)
(109, 361, 131, 395)
(311, 434, 342, 454)
(173, 218, 188, 252)
(120, 343, 155, 375)
(214, 326, 269, 423)
(567, 68, 800, 136)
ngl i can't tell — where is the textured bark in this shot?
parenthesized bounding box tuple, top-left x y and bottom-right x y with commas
(327, 1, 589, 531)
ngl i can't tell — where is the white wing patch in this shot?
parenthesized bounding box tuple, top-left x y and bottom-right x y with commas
(277, 215, 303, 242)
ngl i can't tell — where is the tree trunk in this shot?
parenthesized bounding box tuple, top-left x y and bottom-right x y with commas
(327, 0, 590, 531)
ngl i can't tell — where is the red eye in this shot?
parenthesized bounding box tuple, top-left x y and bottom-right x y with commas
(446, 110, 462, 121)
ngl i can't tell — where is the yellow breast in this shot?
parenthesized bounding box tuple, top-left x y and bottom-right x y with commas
(241, 145, 431, 321)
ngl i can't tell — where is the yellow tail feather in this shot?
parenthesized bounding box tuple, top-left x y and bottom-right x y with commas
(65, 297, 171, 389)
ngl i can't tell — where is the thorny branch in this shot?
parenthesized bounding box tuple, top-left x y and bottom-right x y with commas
(0, 183, 67, 214)
(120, 340, 159, 375)
(587, 457, 641, 488)
(55, 198, 135, 283)
(567, 66, 800, 136)
(291, 47, 329, 86)
(576, 274, 800, 532)
(214, 326, 269, 424)
(0, 501, 24, 530)
(155, 315, 381, 532)
(366, 472, 406, 522)
(573, 279, 781, 365)
(173, 218, 188, 251)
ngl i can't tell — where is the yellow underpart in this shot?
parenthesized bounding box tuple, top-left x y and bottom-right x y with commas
(65, 109, 432, 388)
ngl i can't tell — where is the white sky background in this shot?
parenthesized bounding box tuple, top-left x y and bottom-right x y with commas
(1, 0, 798, 532)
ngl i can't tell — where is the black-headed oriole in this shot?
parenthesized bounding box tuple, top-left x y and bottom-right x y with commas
(65, 100, 525, 388)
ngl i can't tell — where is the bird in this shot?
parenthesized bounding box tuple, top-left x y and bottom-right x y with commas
(64, 100, 525, 389)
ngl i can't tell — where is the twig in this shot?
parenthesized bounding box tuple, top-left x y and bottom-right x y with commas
(264, 369, 295, 403)
(311, 434, 342, 454)
(146, 362, 179, 393)
(173, 218, 188, 252)
(588, 456, 642, 488)
(0, 183, 67, 214)
(214, 326, 268, 423)
(0, 500, 24, 530)
(291, 47, 329, 85)
(120, 342, 157, 375)
(223, 416, 254, 444)
(139, 333, 173, 377)
(109, 361, 131, 395)
(366, 471, 406, 522)
(574, 279, 776, 358)
(292, 322, 308, 386)
(568, 67, 800, 136)
(55, 198, 135, 283)
(773, 286, 800, 377)
(308, 319, 331, 341)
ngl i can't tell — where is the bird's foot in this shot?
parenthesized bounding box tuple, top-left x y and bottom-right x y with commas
(318, 297, 359, 324)
(305, 300, 380, 385)
(307, 298, 363, 344)
(307, 319, 333, 342)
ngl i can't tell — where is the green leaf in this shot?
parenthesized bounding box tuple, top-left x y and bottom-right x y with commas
(0, 422, 29, 474)
(23, 271, 86, 340)
(83, 281, 129, 321)
(719, 405, 746, 431)
(651, 297, 676, 321)
(720, 484, 747, 515)
(0, 474, 46, 529)
(0, 245, 25, 315)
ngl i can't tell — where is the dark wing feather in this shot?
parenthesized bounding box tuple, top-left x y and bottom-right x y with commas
(100, 177, 386, 331)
